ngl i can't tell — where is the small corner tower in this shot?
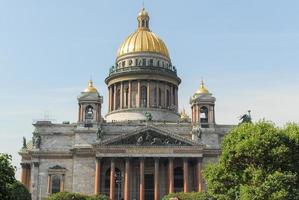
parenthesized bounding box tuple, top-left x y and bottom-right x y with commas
(78, 80, 103, 126)
(190, 80, 216, 128)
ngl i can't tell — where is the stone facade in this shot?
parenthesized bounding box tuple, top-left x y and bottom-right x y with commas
(19, 7, 234, 200)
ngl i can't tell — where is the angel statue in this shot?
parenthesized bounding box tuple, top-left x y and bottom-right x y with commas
(22, 137, 27, 149)
(239, 110, 252, 124)
(144, 112, 152, 121)
(96, 127, 104, 141)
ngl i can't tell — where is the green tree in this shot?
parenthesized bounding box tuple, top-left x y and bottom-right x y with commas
(162, 192, 212, 200)
(9, 181, 31, 200)
(0, 154, 16, 200)
(204, 122, 299, 200)
(47, 192, 109, 200)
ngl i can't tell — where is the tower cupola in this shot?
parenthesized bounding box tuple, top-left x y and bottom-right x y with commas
(190, 81, 216, 128)
(78, 80, 103, 126)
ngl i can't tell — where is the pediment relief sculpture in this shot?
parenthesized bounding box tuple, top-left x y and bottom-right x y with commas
(108, 130, 192, 146)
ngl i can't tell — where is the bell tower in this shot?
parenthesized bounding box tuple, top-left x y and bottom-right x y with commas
(78, 80, 103, 126)
(190, 81, 216, 128)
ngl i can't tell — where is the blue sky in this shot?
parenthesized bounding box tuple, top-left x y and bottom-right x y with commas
(0, 0, 299, 178)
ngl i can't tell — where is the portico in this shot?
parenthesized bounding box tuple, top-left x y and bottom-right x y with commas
(93, 126, 204, 200)
(94, 157, 203, 200)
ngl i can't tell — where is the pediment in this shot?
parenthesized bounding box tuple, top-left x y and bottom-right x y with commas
(99, 125, 197, 146)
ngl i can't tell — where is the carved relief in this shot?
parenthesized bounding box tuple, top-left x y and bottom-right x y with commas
(109, 130, 191, 146)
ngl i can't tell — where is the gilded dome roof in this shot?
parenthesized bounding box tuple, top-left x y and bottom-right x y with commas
(84, 80, 98, 93)
(196, 80, 209, 95)
(117, 8, 170, 59)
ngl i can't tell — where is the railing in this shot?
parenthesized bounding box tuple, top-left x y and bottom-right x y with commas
(108, 65, 177, 76)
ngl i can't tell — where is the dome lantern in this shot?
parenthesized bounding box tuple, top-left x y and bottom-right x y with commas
(137, 8, 150, 30)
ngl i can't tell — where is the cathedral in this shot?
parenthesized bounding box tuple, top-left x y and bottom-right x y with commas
(19, 8, 232, 200)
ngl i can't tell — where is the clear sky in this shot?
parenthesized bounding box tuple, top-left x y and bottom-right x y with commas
(0, 0, 299, 178)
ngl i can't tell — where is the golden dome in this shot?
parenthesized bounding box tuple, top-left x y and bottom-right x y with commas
(117, 8, 170, 59)
(84, 80, 98, 93)
(196, 80, 209, 94)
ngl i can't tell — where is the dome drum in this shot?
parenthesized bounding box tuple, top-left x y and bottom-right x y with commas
(106, 65, 180, 85)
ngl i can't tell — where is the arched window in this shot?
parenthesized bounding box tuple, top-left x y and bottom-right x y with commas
(48, 165, 66, 194)
(129, 60, 133, 65)
(104, 168, 122, 198)
(140, 86, 147, 108)
(174, 167, 183, 192)
(142, 20, 145, 27)
(149, 59, 153, 66)
(116, 89, 121, 109)
(85, 105, 94, 120)
(142, 59, 146, 66)
(200, 106, 209, 128)
(51, 175, 61, 194)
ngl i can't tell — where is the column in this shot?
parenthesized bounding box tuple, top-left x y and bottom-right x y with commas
(80, 105, 84, 122)
(175, 87, 178, 111)
(108, 86, 111, 112)
(128, 81, 131, 108)
(124, 159, 130, 200)
(197, 158, 203, 192)
(21, 164, 26, 186)
(196, 105, 199, 123)
(94, 158, 101, 194)
(113, 84, 116, 111)
(47, 175, 52, 194)
(139, 158, 145, 200)
(137, 80, 141, 108)
(147, 81, 150, 108)
(183, 158, 189, 193)
(191, 105, 195, 123)
(156, 82, 159, 107)
(120, 82, 123, 109)
(168, 158, 174, 193)
(164, 82, 167, 107)
(109, 86, 113, 112)
(110, 159, 115, 200)
(154, 158, 159, 200)
(78, 104, 81, 121)
(170, 85, 173, 107)
(26, 166, 31, 191)
(60, 174, 65, 192)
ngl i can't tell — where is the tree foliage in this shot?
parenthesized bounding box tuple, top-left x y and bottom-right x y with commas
(162, 192, 212, 200)
(0, 154, 16, 200)
(9, 181, 31, 200)
(47, 192, 109, 200)
(204, 121, 299, 200)
(0, 153, 31, 200)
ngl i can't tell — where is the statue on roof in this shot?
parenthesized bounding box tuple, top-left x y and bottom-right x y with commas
(32, 132, 41, 149)
(239, 110, 252, 124)
(96, 127, 104, 141)
(22, 137, 27, 149)
(144, 112, 152, 121)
